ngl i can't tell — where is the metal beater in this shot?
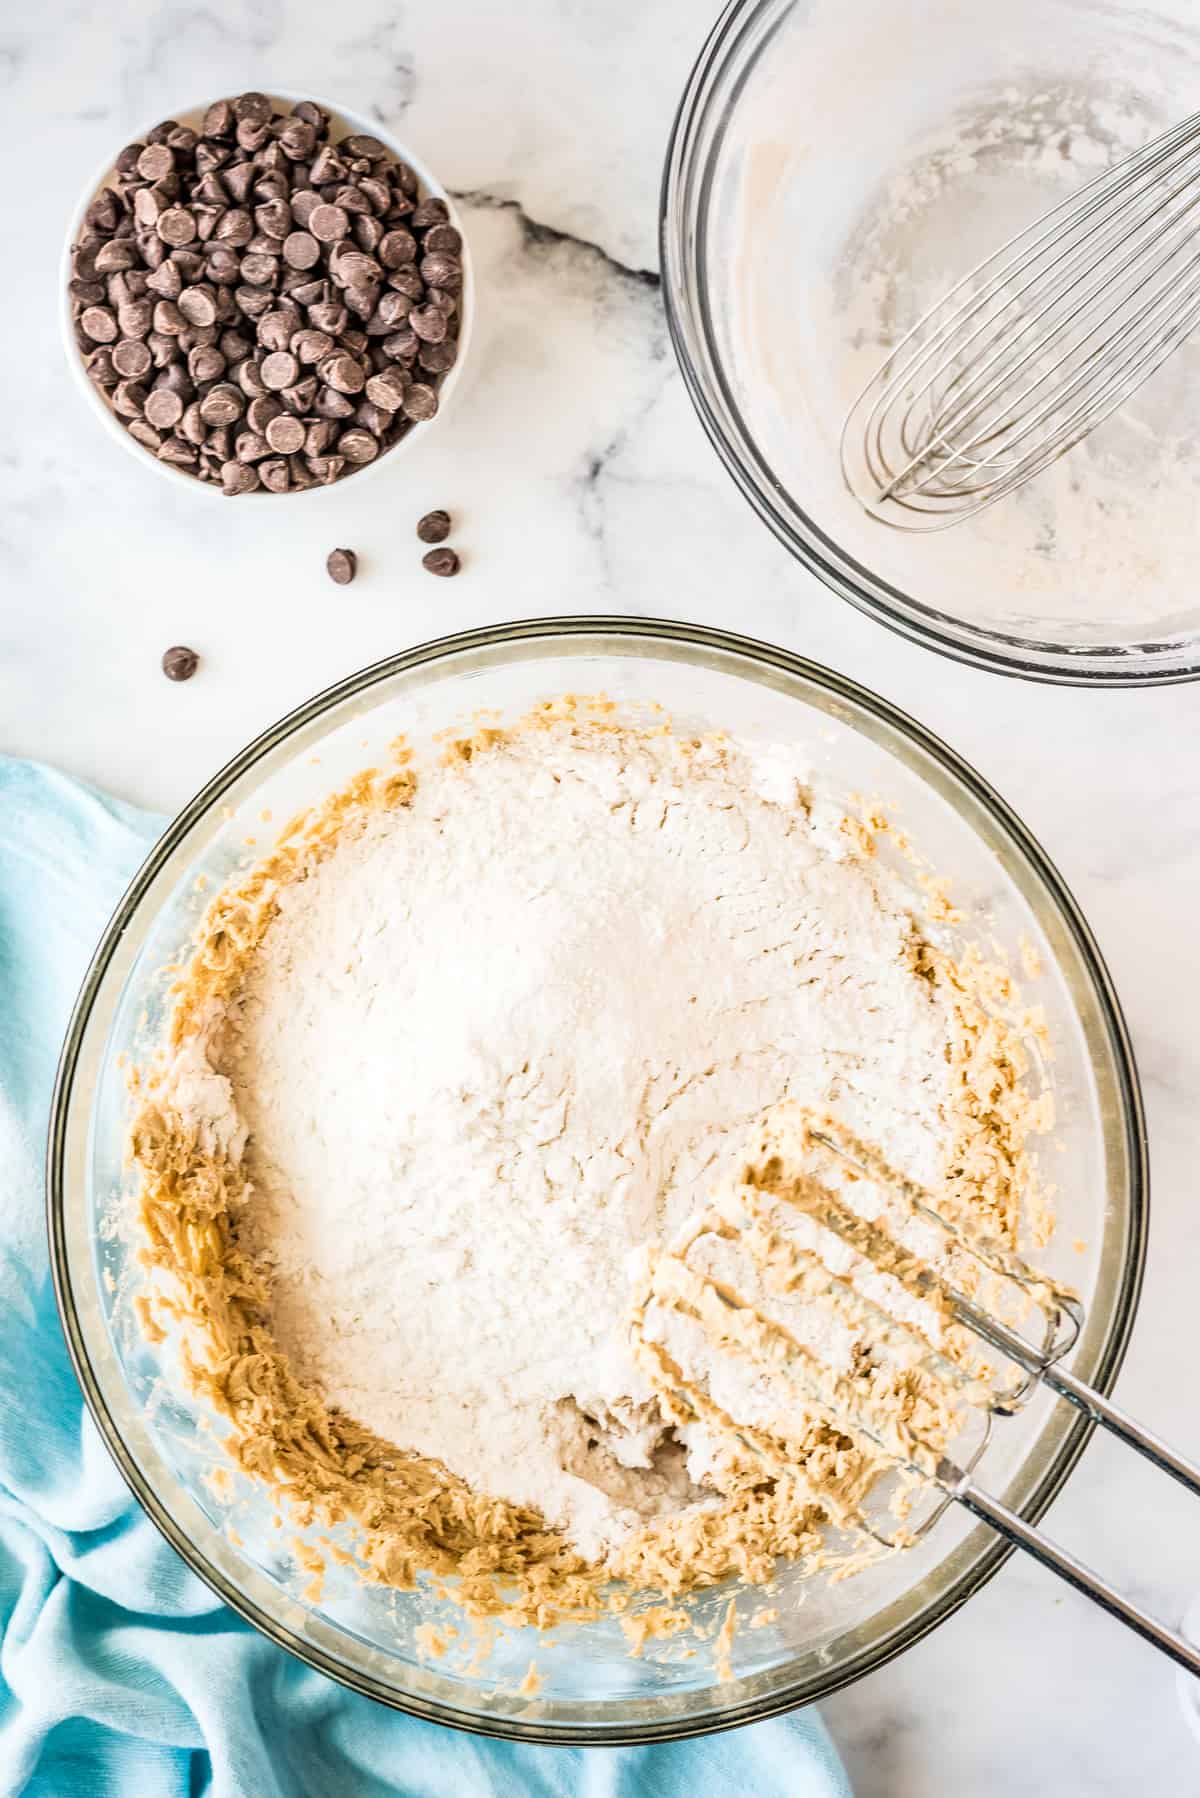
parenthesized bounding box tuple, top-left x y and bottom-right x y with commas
(628, 1110, 1200, 1676)
(840, 111, 1200, 529)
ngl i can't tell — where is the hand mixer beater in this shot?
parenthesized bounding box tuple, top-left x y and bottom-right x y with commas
(628, 1108, 1200, 1676)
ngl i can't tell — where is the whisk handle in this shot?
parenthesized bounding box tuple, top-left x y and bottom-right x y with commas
(1039, 1363, 1200, 1501)
(944, 1465, 1200, 1679)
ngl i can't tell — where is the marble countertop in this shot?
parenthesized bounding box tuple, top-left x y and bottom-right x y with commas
(5, 2, 1200, 1791)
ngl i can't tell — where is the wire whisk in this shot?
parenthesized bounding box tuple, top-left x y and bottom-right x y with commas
(840, 110, 1200, 529)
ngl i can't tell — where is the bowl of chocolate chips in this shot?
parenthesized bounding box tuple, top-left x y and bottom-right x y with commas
(63, 91, 471, 496)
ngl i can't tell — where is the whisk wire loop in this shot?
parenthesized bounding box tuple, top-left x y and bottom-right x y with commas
(842, 109, 1200, 528)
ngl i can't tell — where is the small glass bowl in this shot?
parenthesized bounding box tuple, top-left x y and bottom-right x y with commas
(61, 89, 472, 500)
(49, 618, 1146, 1740)
(661, 0, 1200, 684)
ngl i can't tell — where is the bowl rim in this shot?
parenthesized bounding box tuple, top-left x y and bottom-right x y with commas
(658, 0, 1200, 688)
(46, 614, 1149, 1741)
(61, 86, 473, 501)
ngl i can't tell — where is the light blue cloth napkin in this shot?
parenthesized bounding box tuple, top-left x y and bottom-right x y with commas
(0, 754, 853, 1798)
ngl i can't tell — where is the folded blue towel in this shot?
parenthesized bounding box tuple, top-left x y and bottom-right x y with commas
(0, 755, 852, 1798)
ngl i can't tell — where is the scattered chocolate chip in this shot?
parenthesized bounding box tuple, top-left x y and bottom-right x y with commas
(416, 508, 451, 544)
(70, 95, 463, 492)
(162, 644, 199, 680)
(421, 546, 460, 577)
(326, 546, 357, 585)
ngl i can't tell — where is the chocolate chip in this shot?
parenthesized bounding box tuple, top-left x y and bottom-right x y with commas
(235, 429, 270, 462)
(235, 91, 273, 127)
(188, 343, 226, 383)
(159, 438, 198, 468)
(119, 298, 154, 339)
(423, 223, 463, 255)
(416, 508, 451, 544)
(81, 305, 118, 342)
(320, 351, 366, 395)
(282, 229, 320, 270)
(264, 413, 305, 454)
(199, 383, 244, 425)
(409, 304, 447, 345)
(162, 644, 199, 680)
(410, 197, 449, 230)
(144, 388, 184, 430)
(282, 374, 318, 413)
(260, 350, 298, 390)
(221, 458, 260, 494)
(245, 394, 282, 433)
(326, 546, 357, 584)
(401, 382, 438, 422)
(417, 338, 456, 376)
(304, 418, 338, 455)
(113, 379, 147, 417)
(203, 99, 235, 137)
(127, 418, 162, 452)
(364, 367, 408, 412)
(292, 327, 333, 365)
(310, 203, 350, 243)
(255, 197, 292, 240)
(259, 456, 289, 492)
(420, 253, 461, 290)
(315, 384, 355, 419)
(342, 133, 388, 161)
(421, 546, 460, 577)
(239, 251, 278, 286)
(178, 285, 217, 326)
(157, 207, 197, 247)
(94, 238, 139, 274)
(258, 308, 299, 353)
(336, 427, 378, 464)
(279, 118, 317, 161)
(378, 227, 417, 269)
(137, 144, 175, 183)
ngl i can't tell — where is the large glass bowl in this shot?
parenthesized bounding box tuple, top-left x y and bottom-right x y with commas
(48, 618, 1146, 1742)
(661, 0, 1200, 684)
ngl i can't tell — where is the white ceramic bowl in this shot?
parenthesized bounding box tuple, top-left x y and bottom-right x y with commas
(61, 89, 473, 499)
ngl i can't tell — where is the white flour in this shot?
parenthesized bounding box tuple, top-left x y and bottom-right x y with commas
(181, 723, 955, 1559)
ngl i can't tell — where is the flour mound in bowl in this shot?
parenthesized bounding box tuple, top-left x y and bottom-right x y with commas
(131, 699, 1048, 1614)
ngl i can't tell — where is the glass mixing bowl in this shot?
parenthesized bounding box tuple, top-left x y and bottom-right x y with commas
(662, 0, 1200, 684)
(48, 618, 1145, 1741)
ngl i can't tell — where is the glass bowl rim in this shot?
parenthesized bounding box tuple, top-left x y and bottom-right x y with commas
(658, 0, 1200, 689)
(46, 614, 1149, 1742)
